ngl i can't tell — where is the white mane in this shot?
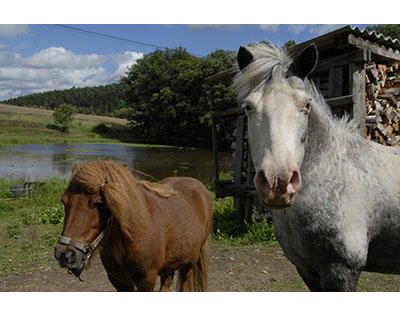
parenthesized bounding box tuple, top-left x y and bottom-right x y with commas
(231, 42, 359, 134)
(231, 43, 292, 102)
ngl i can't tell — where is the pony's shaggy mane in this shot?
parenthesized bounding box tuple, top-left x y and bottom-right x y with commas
(71, 161, 174, 198)
(69, 161, 175, 241)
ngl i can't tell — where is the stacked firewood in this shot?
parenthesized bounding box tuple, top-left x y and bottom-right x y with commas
(365, 62, 400, 145)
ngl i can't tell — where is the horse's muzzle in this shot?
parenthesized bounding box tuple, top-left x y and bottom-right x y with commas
(54, 245, 84, 269)
(255, 169, 301, 209)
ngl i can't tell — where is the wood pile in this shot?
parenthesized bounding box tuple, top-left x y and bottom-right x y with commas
(365, 62, 400, 145)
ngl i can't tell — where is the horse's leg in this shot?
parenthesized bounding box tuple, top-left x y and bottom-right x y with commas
(320, 263, 360, 292)
(178, 265, 194, 292)
(295, 266, 322, 292)
(135, 269, 158, 292)
(107, 273, 134, 292)
(159, 272, 175, 292)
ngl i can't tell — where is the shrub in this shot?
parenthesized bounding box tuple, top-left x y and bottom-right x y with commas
(23, 205, 64, 225)
(53, 103, 76, 132)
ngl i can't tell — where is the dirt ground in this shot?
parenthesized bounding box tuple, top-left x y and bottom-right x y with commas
(0, 243, 307, 292)
(2, 242, 399, 292)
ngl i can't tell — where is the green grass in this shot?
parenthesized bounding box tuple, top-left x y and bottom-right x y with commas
(0, 178, 67, 274)
(0, 111, 182, 149)
(0, 112, 117, 148)
(212, 196, 277, 245)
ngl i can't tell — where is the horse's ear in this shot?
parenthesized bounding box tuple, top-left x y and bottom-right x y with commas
(289, 43, 318, 79)
(237, 46, 254, 70)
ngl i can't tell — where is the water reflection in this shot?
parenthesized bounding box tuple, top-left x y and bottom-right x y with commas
(0, 143, 232, 185)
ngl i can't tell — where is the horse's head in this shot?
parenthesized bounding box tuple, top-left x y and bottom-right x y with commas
(54, 163, 111, 279)
(234, 44, 318, 209)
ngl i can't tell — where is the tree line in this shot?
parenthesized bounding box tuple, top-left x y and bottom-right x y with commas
(2, 83, 129, 118)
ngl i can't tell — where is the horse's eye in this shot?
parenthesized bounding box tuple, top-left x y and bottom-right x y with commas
(244, 104, 252, 113)
(303, 102, 311, 114)
(93, 201, 102, 210)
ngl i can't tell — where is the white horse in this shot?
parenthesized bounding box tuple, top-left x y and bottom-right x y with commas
(232, 43, 400, 291)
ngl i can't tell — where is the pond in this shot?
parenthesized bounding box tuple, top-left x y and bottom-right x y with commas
(0, 143, 232, 185)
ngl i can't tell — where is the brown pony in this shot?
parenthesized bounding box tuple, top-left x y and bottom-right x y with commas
(54, 161, 213, 291)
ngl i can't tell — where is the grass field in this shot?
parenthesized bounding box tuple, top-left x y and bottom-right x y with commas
(0, 103, 178, 149)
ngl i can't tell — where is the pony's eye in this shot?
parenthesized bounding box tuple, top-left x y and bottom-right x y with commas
(303, 102, 311, 114)
(93, 201, 102, 210)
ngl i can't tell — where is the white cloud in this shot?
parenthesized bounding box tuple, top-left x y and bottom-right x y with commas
(0, 47, 143, 100)
(24, 47, 106, 69)
(288, 24, 308, 34)
(308, 24, 344, 35)
(0, 24, 30, 38)
(259, 25, 279, 32)
(107, 51, 144, 80)
(187, 24, 280, 33)
(187, 24, 241, 32)
(288, 24, 344, 35)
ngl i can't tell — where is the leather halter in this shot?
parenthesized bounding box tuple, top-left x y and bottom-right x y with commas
(58, 216, 113, 264)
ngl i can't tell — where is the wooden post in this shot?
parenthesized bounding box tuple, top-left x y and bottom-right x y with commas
(244, 130, 255, 223)
(349, 63, 367, 136)
(233, 115, 246, 217)
(210, 85, 220, 182)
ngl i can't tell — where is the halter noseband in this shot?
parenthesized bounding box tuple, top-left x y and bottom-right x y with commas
(58, 216, 113, 266)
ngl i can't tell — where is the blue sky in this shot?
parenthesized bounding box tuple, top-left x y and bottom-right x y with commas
(0, 23, 374, 100)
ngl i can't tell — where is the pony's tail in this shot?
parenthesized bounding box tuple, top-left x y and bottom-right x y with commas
(176, 240, 209, 292)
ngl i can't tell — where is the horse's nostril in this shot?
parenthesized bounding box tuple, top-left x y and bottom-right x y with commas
(64, 249, 76, 263)
(57, 249, 77, 267)
(59, 253, 67, 267)
(287, 170, 301, 194)
(255, 170, 270, 192)
(260, 172, 267, 185)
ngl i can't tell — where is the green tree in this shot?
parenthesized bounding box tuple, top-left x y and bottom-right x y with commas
(53, 103, 76, 132)
(121, 47, 236, 147)
(366, 24, 400, 41)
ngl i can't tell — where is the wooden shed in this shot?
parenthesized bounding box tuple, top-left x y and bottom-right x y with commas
(206, 25, 400, 221)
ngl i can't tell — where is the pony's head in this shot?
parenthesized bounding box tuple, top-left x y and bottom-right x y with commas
(232, 43, 318, 208)
(54, 161, 145, 278)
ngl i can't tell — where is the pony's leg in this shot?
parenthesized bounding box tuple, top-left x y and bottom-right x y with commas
(178, 265, 194, 292)
(107, 274, 134, 292)
(159, 272, 175, 292)
(320, 263, 360, 292)
(135, 269, 158, 292)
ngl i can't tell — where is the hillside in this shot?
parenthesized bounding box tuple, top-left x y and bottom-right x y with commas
(0, 103, 127, 125)
(1, 83, 129, 118)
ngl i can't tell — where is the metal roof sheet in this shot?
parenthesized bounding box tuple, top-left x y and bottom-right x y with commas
(293, 25, 400, 52)
(350, 25, 400, 50)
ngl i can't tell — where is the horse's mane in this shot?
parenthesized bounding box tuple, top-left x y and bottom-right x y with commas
(231, 43, 359, 134)
(71, 161, 174, 198)
(231, 43, 293, 103)
(70, 161, 175, 240)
